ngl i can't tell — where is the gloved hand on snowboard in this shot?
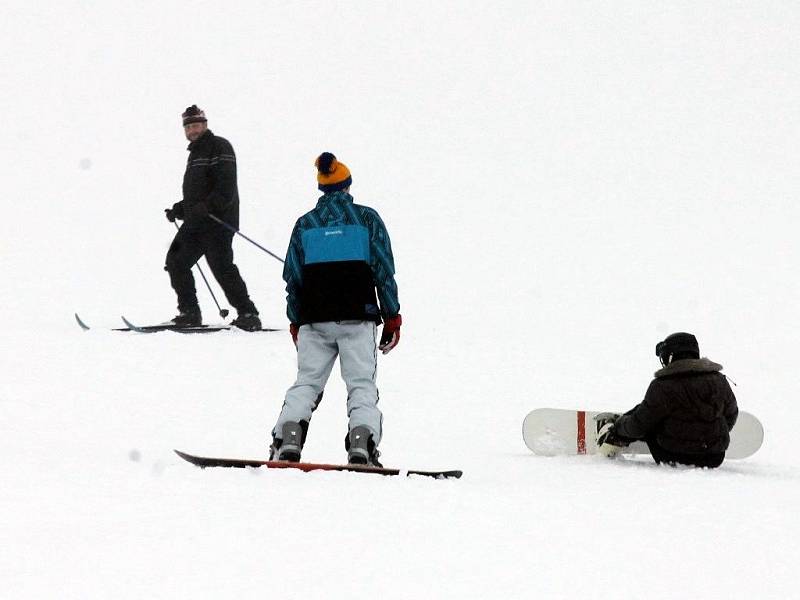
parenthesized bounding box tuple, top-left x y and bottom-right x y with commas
(596, 418, 629, 458)
(379, 314, 402, 354)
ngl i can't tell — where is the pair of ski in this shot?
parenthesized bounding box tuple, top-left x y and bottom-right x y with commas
(74, 313, 278, 333)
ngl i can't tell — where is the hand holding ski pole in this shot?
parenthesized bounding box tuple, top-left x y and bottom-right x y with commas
(165, 201, 184, 223)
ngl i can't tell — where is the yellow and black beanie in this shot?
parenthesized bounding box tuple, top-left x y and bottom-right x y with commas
(315, 152, 352, 193)
(182, 105, 207, 126)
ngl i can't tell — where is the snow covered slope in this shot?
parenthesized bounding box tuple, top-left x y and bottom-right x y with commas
(2, 2, 799, 598)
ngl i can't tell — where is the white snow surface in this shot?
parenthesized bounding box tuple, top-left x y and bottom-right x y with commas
(3, 2, 800, 598)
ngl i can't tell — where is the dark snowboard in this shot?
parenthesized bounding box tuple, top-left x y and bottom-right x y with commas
(174, 449, 462, 479)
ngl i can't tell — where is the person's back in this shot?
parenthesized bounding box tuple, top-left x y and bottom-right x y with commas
(600, 332, 738, 468)
(284, 189, 397, 325)
(644, 358, 737, 455)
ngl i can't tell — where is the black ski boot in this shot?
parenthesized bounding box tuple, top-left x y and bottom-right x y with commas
(231, 312, 261, 331)
(171, 308, 202, 327)
(346, 426, 382, 467)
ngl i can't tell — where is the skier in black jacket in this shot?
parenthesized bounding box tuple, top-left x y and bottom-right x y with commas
(597, 332, 738, 468)
(163, 105, 260, 330)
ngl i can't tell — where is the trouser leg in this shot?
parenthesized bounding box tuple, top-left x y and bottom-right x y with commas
(164, 226, 204, 313)
(645, 438, 672, 465)
(272, 324, 338, 439)
(337, 321, 382, 445)
(645, 436, 724, 468)
(204, 228, 258, 314)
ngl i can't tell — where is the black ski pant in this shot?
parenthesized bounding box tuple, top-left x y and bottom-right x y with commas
(165, 223, 257, 316)
(645, 435, 725, 469)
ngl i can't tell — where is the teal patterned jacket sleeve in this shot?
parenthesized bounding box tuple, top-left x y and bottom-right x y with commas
(283, 220, 304, 324)
(362, 207, 400, 318)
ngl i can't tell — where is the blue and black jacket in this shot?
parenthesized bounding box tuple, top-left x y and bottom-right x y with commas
(283, 191, 400, 325)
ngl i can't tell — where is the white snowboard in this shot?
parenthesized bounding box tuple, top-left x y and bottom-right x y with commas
(522, 408, 763, 460)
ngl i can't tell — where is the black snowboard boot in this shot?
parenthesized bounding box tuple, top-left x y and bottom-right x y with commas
(171, 308, 202, 327)
(231, 312, 261, 332)
(346, 426, 382, 467)
(274, 421, 307, 462)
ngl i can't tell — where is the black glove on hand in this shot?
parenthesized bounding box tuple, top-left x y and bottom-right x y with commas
(596, 421, 630, 458)
(596, 423, 628, 448)
(165, 201, 184, 223)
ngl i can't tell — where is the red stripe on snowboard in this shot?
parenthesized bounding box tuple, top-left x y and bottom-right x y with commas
(577, 411, 586, 454)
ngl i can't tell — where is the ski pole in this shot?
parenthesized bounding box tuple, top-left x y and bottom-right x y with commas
(173, 222, 230, 318)
(208, 214, 285, 264)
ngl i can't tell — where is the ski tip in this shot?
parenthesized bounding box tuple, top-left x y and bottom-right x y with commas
(120, 316, 155, 333)
(74, 313, 90, 331)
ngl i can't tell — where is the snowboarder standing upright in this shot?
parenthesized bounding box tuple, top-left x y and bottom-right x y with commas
(269, 152, 401, 466)
(163, 105, 261, 331)
(596, 332, 738, 468)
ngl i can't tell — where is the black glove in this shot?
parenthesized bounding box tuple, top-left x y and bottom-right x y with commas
(165, 201, 184, 223)
(596, 421, 631, 458)
(596, 423, 628, 448)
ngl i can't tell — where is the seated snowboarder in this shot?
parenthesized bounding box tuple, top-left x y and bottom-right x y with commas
(595, 332, 738, 468)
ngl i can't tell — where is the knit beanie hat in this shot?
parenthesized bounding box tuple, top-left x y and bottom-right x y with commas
(315, 152, 352, 193)
(182, 105, 207, 126)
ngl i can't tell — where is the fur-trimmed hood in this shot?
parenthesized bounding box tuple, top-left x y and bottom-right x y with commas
(654, 357, 723, 379)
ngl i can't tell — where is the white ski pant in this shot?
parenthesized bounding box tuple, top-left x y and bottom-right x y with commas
(272, 320, 383, 445)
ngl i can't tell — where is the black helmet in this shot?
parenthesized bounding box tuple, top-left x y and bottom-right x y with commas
(655, 332, 699, 366)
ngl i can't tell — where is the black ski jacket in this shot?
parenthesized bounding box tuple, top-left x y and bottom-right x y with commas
(180, 129, 240, 228)
(614, 358, 738, 455)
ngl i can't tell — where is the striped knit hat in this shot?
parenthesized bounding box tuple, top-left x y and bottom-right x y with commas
(315, 152, 352, 193)
(182, 105, 207, 126)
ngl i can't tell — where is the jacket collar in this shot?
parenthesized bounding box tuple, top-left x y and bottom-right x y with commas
(654, 357, 723, 379)
(316, 190, 353, 207)
(187, 129, 214, 151)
